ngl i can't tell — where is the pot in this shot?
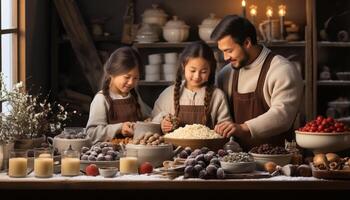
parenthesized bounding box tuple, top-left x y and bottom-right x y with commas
(133, 121, 161, 140)
(163, 16, 189, 43)
(142, 4, 168, 26)
(125, 144, 181, 167)
(198, 13, 221, 42)
(0, 142, 14, 170)
(47, 135, 92, 154)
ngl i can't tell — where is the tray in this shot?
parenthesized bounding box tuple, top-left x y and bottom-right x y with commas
(310, 163, 350, 179)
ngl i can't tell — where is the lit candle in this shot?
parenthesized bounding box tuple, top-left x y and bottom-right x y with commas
(266, 6, 273, 41)
(249, 5, 257, 25)
(119, 157, 138, 175)
(278, 5, 286, 40)
(242, 0, 246, 18)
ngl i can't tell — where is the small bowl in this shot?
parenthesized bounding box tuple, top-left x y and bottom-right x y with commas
(295, 130, 350, 154)
(336, 72, 350, 80)
(249, 152, 292, 170)
(220, 161, 256, 173)
(98, 167, 118, 178)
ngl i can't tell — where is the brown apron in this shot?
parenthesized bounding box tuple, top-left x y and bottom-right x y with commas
(106, 96, 140, 124)
(178, 105, 213, 129)
(232, 52, 293, 151)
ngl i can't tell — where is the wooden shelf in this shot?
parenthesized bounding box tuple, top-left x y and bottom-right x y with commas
(317, 80, 350, 86)
(318, 41, 350, 47)
(133, 41, 306, 49)
(138, 80, 173, 86)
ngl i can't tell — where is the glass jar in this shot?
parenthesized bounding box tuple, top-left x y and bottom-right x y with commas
(8, 150, 28, 178)
(61, 145, 80, 176)
(34, 148, 53, 178)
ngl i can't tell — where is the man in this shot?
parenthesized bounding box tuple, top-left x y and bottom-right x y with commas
(212, 15, 303, 151)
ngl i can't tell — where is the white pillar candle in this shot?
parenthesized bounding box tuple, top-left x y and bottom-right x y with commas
(61, 157, 80, 176)
(8, 157, 27, 178)
(119, 157, 138, 174)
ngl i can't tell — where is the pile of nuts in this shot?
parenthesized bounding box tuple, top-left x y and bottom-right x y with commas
(132, 132, 165, 146)
(110, 137, 133, 145)
(221, 152, 254, 163)
(313, 153, 350, 170)
(250, 144, 289, 155)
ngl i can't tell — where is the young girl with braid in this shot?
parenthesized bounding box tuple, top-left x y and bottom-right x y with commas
(152, 41, 231, 134)
(86, 47, 151, 144)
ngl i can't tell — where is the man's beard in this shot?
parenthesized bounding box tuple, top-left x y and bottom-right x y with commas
(230, 49, 249, 71)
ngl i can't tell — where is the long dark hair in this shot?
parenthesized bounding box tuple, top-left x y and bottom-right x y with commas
(211, 14, 257, 45)
(174, 41, 217, 125)
(101, 46, 143, 120)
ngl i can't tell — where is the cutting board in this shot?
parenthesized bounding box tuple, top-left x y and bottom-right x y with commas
(311, 163, 350, 179)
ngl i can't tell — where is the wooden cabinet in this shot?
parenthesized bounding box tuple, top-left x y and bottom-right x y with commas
(312, 0, 350, 124)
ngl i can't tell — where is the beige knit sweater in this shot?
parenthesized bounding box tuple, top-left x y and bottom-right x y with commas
(86, 90, 151, 144)
(152, 82, 232, 125)
(217, 46, 304, 139)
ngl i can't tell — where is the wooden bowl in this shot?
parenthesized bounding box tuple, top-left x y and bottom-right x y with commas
(164, 137, 228, 152)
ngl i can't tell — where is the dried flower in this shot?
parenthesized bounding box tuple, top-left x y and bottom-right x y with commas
(0, 73, 78, 142)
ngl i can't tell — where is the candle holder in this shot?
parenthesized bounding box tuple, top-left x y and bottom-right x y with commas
(8, 150, 28, 178)
(249, 5, 257, 25)
(266, 6, 273, 42)
(278, 5, 286, 40)
(34, 148, 54, 178)
(242, 0, 246, 18)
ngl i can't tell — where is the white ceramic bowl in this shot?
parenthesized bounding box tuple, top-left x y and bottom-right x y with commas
(148, 54, 163, 65)
(126, 144, 174, 167)
(47, 136, 92, 154)
(164, 52, 178, 64)
(249, 152, 292, 170)
(164, 73, 176, 81)
(133, 122, 162, 140)
(145, 64, 160, 75)
(98, 167, 118, 178)
(295, 130, 350, 154)
(220, 161, 256, 173)
(163, 64, 177, 74)
(145, 74, 160, 81)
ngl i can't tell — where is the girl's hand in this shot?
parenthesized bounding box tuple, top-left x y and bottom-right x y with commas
(161, 117, 173, 133)
(121, 122, 134, 137)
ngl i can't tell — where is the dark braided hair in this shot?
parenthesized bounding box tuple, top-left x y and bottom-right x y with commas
(101, 46, 143, 121)
(174, 41, 217, 126)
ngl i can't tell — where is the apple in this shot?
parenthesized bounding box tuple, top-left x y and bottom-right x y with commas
(139, 162, 153, 174)
(85, 164, 99, 176)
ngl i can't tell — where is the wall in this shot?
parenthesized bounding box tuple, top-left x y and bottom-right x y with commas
(25, 0, 50, 95)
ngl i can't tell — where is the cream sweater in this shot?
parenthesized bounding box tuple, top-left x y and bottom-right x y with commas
(217, 46, 304, 139)
(86, 90, 151, 144)
(152, 83, 232, 125)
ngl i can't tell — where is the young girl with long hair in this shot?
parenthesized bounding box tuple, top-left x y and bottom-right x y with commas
(86, 47, 151, 144)
(152, 41, 231, 133)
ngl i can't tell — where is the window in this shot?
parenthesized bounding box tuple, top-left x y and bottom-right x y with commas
(1, 0, 19, 111)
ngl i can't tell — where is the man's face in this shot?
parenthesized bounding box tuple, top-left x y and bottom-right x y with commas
(217, 35, 249, 70)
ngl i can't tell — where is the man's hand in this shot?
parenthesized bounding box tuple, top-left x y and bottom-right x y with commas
(121, 122, 134, 137)
(214, 121, 250, 138)
(161, 116, 174, 133)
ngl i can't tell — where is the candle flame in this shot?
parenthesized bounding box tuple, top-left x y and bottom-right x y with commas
(249, 5, 257, 16)
(266, 6, 273, 17)
(278, 5, 286, 17)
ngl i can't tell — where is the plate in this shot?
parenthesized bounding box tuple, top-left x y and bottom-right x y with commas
(310, 162, 350, 179)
